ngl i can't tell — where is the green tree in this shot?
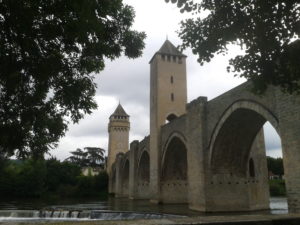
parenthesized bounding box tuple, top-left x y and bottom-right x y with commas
(67, 148, 89, 167)
(0, 0, 146, 159)
(14, 160, 47, 197)
(85, 147, 105, 168)
(45, 157, 81, 193)
(66, 147, 105, 169)
(166, 0, 300, 94)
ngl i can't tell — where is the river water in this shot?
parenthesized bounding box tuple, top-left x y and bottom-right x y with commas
(0, 197, 288, 221)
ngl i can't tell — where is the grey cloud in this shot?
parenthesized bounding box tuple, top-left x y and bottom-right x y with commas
(68, 119, 107, 138)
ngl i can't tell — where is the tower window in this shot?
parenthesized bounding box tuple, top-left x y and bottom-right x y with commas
(178, 56, 182, 64)
(170, 76, 173, 84)
(162, 54, 165, 61)
(171, 93, 174, 102)
(167, 55, 171, 62)
(166, 114, 177, 123)
(172, 56, 176, 62)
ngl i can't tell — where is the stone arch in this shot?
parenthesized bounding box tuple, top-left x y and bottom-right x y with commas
(209, 100, 279, 172)
(137, 150, 150, 183)
(136, 150, 150, 199)
(160, 133, 188, 203)
(208, 100, 280, 211)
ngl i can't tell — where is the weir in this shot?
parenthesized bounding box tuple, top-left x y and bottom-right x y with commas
(0, 209, 179, 221)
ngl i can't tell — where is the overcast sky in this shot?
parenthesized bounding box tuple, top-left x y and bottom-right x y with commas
(51, 0, 282, 160)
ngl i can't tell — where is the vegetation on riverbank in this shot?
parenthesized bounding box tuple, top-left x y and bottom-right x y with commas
(267, 156, 285, 197)
(0, 156, 286, 198)
(269, 179, 286, 197)
(0, 158, 108, 199)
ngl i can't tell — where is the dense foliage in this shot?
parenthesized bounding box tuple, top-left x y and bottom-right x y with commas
(0, 158, 108, 199)
(267, 156, 284, 176)
(166, 0, 300, 94)
(0, 0, 146, 159)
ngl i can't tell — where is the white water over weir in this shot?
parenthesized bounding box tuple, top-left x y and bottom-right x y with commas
(0, 210, 179, 221)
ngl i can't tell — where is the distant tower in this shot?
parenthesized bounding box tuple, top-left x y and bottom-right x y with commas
(107, 103, 130, 174)
(149, 40, 187, 201)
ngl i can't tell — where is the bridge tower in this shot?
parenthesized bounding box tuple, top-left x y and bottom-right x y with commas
(107, 103, 130, 175)
(149, 40, 187, 201)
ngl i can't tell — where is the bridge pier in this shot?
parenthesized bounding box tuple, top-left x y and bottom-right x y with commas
(277, 93, 300, 213)
(283, 133, 300, 213)
(114, 154, 123, 198)
(128, 141, 139, 199)
(149, 132, 161, 204)
(186, 97, 208, 211)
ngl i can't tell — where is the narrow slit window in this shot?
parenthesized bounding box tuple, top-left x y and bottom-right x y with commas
(171, 93, 174, 102)
(171, 76, 173, 84)
(249, 158, 255, 177)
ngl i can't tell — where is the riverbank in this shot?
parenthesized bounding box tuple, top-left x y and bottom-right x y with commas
(1, 213, 300, 225)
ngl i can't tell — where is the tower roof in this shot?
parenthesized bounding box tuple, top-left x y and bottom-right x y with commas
(149, 39, 187, 63)
(158, 40, 186, 56)
(110, 103, 129, 117)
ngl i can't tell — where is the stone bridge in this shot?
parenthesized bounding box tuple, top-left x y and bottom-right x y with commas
(109, 81, 300, 213)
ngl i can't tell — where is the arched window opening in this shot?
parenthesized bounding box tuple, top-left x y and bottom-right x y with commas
(249, 158, 255, 177)
(170, 76, 174, 84)
(166, 114, 177, 123)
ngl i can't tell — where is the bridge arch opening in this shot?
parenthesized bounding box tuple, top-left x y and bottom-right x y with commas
(137, 151, 150, 183)
(121, 159, 129, 196)
(136, 151, 150, 199)
(161, 136, 188, 203)
(209, 105, 285, 212)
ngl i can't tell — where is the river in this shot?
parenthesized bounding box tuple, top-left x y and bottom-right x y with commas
(0, 197, 288, 221)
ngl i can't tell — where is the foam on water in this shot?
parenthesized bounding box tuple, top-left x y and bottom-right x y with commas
(0, 209, 179, 222)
